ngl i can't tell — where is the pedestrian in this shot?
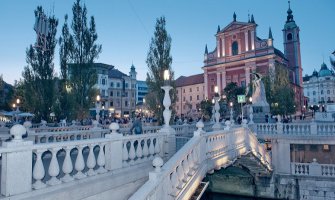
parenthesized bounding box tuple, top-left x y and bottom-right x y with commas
(130, 115, 143, 135)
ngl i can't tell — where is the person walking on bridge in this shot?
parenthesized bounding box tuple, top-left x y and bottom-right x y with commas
(130, 115, 143, 135)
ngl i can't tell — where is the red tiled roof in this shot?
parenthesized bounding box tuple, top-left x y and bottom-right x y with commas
(175, 73, 204, 87)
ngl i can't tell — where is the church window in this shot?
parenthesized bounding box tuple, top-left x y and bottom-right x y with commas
(313, 91, 316, 95)
(321, 90, 323, 95)
(287, 33, 292, 41)
(232, 41, 238, 55)
(327, 90, 330, 94)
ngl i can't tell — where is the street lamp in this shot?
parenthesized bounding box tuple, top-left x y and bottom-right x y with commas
(212, 86, 221, 130)
(161, 69, 172, 129)
(249, 97, 254, 124)
(96, 95, 101, 122)
(229, 102, 234, 124)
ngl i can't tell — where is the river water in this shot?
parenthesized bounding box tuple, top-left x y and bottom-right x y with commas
(201, 192, 277, 200)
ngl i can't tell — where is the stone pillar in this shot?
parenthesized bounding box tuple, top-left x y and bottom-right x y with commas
(217, 38, 220, 57)
(251, 30, 255, 50)
(216, 72, 221, 94)
(272, 139, 291, 175)
(222, 38, 225, 56)
(245, 31, 249, 51)
(105, 123, 123, 170)
(204, 71, 208, 100)
(1, 124, 33, 196)
(222, 70, 226, 90)
(245, 67, 251, 86)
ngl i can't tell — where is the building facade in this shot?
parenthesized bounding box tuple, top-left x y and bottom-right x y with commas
(136, 80, 148, 103)
(93, 63, 137, 118)
(203, 3, 304, 113)
(303, 63, 335, 106)
(175, 74, 204, 117)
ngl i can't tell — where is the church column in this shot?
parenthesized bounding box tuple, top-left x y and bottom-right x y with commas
(217, 38, 221, 58)
(216, 71, 221, 94)
(204, 71, 208, 99)
(222, 70, 226, 90)
(251, 30, 255, 50)
(222, 37, 225, 56)
(245, 67, 251, 86)
(245, 31, 249, 52)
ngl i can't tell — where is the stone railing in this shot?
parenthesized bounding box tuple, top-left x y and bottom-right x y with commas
(291, 160, 335, 178)
(129, 122, 271, 200)
(0, 123, 174, 197)
(254, 121, 335, 138)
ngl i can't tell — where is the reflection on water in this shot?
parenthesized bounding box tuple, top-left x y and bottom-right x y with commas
(201, 192, 277, 200)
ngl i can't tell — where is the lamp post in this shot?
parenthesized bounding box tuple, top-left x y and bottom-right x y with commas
(230, 102, 234, 124)
(161, 70, 172, 128)
(211, 99, 215, 122)
(212, 86, 221, 130)
(249, 97, 254, 124)
(96, 95, 101, 123)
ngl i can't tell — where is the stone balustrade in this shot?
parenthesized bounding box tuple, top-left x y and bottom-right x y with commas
(0, 123, 172, 197)
(129, 122, 271, 200)
(291, 161, 335, 178)
(254, 121, 335, 138)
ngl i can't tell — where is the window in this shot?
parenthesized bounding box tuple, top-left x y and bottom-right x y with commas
(132, 92, 135, 98)
(102, 79, 106, 85)
(197, 95, 199, 100)
(321, 90, 323, 94)
(183, 89, 185, 93)
(125, 101, 128, 107)
(313, 91, 316, 95)
(327, 90, 330, 94)
(110, 82, 114, 87)
(232, 41, 238, 55)
(117, 91, 120, 97)
(189, 88, 192, 92)
(110, 91, 113, 97)
(197, 87, 199, 91)
(183, 97, 186, 102)
(176, 97, 179, 102)
(125, 83, 129, 88)
(321, 97, 324, 102)
(287, 33, 292, 41)
(125, 92, 128, 97)
(102, 90, 105, 96)
(328, 97, 331, 102)
(110, 101, 113, 107)
(190, 96, 192, 101)
(117, 82, 120, 88)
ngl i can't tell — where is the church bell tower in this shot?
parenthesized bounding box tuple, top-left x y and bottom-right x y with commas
(283, 1, 303, 86)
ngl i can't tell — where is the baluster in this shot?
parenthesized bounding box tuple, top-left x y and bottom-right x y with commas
(86, 144, 97, 176)
(136, 139, 143, 159)
(142, 138, 149, 160)
(170, 171, 179, 197)
(33, 150, 46, 189)
(129, 140, 136, 164)
(122, 141, 129, 166)
(47, 148, 61, 185)
(61, 146, 74, 182)
(74, 145, 86, 179)
(183, 158, 191, 177)
(187, 155, 195, 174)
(176, 165, 185, 189)
(154, 138, 160, 154)
(149, 138, 155, 158)
(96, 143, 107, 174)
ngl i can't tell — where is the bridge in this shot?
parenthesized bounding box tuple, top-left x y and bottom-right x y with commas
(0, 119, 334, 199)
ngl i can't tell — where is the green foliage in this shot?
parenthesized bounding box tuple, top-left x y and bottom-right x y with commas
(59, 0, 101, 120)
(263, 63, 296, 116)
(146, 16, 175, 125)
(0, 75, 14, 111)
(21, 6, 58, 121)
(200, 100, 212, 120)
(223, 82, 245, 116)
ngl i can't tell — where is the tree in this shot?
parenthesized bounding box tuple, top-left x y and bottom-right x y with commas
(0, 75, 14, 111)
(146, 16, 175, 125)
(263, 63, 296, 116)
(59, 0, 102, 119)
(223, 82, 245, 116)
(21, 6, 58, 121)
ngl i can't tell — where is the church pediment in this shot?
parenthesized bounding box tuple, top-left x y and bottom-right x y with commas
(221, 22, 252, 33)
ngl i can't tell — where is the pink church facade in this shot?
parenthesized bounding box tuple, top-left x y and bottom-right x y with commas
(203, 4, 304, 113)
